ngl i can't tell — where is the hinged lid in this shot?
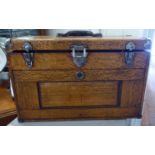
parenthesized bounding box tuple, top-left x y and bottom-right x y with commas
(7, 36, 151, 52)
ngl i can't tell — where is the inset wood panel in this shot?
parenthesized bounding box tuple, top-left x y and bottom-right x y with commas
(40, 81, 118, 108)
(15, 82, 39, 110)
(121, 80, 144, 107)
(9, 52, 149, 70)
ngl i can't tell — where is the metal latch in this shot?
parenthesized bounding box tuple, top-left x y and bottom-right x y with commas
(71, 44, 88, 67)
(22, 42, 34, 68)
(125, 42, 135, 66)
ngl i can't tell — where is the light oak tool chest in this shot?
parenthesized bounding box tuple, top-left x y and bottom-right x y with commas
(7, 36, 151, 121)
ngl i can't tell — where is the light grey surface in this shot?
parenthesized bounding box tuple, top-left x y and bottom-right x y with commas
(0, 41, 7, 72)
(0, 72, 9, 80)
(8, 118, 141, 126)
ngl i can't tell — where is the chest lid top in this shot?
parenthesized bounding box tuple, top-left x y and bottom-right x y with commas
(7, 36, 151, 52)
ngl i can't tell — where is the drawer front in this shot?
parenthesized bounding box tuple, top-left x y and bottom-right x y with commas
(13, 68, 145, 110)
(9, 52, 149, 70)
(39, 81, 119, 108)
(13, 69, 145, 82)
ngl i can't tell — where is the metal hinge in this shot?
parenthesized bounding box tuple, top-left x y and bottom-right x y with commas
(125, 42, 135, 66)
(22, 42, 34, 68)
(71, 44, 88, 67)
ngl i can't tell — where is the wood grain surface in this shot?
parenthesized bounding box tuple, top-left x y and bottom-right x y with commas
(9, 52, 149, 70)
(13, 69, 145, 82)
(9, 36, 150, 51)
(19, 107, 140, 121)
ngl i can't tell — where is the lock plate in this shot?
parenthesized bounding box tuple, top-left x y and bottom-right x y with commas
(71, 44, 88, 67)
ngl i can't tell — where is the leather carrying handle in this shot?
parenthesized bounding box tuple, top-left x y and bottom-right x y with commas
(57, 30, 102, 37)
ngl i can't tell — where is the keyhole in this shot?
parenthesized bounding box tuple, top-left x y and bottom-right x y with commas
(76, 71, 85, 80)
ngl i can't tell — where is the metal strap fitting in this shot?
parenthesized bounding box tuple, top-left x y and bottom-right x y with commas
(22, 42, 34, 68)
(125, 42, 136, 66)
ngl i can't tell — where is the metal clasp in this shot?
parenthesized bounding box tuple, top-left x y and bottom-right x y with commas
(125, 42, 135, 66)
(125, 52, 135, 66)
(23, 42, 34, 68)
(71, 44, 88, 67)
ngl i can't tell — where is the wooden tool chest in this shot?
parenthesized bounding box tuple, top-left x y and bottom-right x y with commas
(6, 36, 151, 121)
